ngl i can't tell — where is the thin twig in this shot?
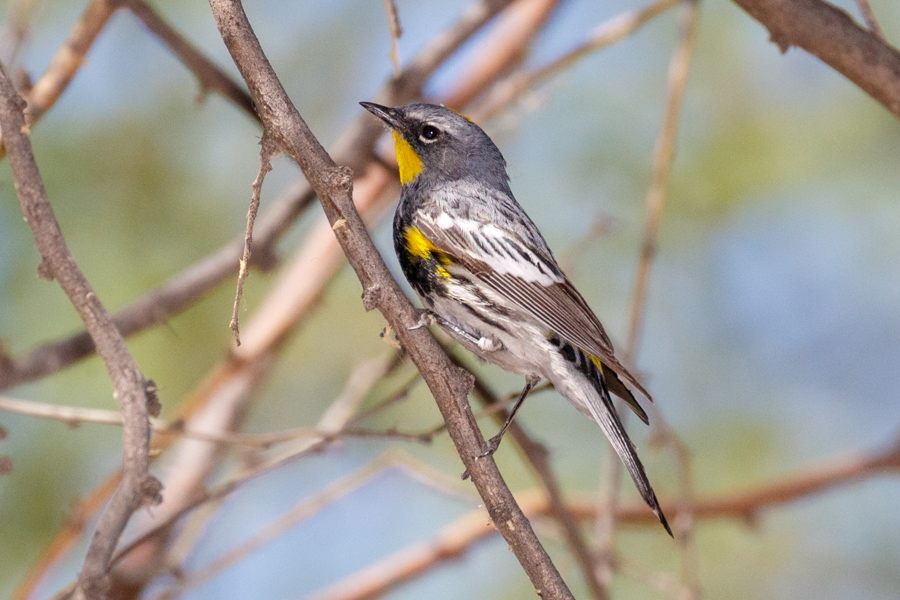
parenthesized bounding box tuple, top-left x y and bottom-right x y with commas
(122, 0, 257, 119)
(0, 394, 430, 446)
(473, 0, 681, 121)
(442, 0, 564, 110)
(597, 0, 699, 585)
(46, 434, 346, 600)
(0, 0, 260, 161)
(108, 439, 461, 576)
(107, 349, 407, 594)
(0, 61, 159, 600)
(626, 0, 698, 362)
(150, 453, 445, 600)
(382, 0, 403, 77)
(854, 0, 885, 40)
(230, 143, 273, 345)
(0, 0, 119, 160)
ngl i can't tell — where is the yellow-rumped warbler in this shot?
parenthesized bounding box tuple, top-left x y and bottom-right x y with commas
(362, 102, 670, 535)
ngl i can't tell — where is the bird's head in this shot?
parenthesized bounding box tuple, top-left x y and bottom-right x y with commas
(361, 102, 508, 188)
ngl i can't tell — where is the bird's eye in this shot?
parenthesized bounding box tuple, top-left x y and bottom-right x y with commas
(420, 125, 440, 141)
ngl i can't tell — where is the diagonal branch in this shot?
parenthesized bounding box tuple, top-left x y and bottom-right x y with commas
(0, 62, 159, 600)
(731, 0, 900, 119)
(453, 349, 609, 600)
(0, 0, 519, 392)
(205, 0, 574, 597)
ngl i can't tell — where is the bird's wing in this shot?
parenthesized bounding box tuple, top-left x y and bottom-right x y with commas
(413, 211, 652, 402)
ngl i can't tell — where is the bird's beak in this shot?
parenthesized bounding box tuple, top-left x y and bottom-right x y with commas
(360, 101, 403, 131)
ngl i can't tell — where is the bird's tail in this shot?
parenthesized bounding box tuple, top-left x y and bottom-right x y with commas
(586, 374, 671, 536)
(568, 358, 672, 537)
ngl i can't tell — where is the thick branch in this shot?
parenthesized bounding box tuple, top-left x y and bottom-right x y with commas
(0, 63, 159, 600)
(205, 0, 573, 596)
(731, 0, 900, 118)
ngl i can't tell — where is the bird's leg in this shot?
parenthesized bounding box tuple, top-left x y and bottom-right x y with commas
(412, 310, 495, 350)
(462, 376, 540, 480)
(478, 375, 540, 459)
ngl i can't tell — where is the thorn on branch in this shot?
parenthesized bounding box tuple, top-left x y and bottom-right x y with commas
(141, 475, 164, 507)
(769, 31, 792, 54)
(328, 165, 354, 192)
(37, 257, 54, 281)
(362, 284, 382, 311)
(144, 379, 161, 417)
(453, 367, 475, 399)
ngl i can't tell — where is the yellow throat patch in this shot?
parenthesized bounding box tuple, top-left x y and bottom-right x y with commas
(392, 130, 423, 185)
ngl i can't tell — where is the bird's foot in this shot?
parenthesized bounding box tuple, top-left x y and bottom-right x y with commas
(477, 434, 502, 459)
(461, 435, 504, 480)
(408, 309, 437, 331)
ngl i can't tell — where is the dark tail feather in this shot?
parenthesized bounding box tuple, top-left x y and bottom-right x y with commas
(601, 365, 649, 425)
(584, 374, 672, 537)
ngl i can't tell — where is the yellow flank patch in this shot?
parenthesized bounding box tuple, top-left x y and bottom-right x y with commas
(589, 355, 604, 371)
(392, 130, 423, 185)
(404, 226, 437, 260)
(404, 227, 451, 278)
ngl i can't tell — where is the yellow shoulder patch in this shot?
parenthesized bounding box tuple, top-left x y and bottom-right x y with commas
(392, 130, 423, 185)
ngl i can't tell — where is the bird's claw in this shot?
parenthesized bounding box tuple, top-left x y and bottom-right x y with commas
(409, 309, 437, 331)
(477, 435, 501, 460)
(461, 436, 503, 480)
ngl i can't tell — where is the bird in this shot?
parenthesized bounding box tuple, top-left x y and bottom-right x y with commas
(361, 101, 671, 536)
